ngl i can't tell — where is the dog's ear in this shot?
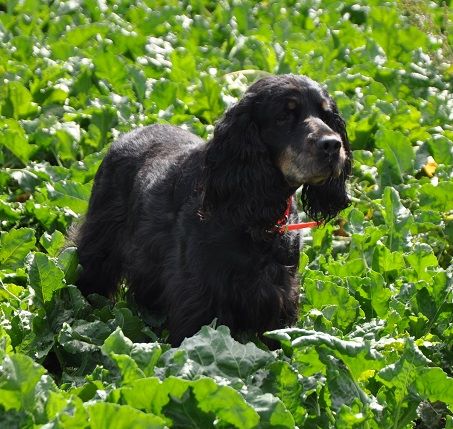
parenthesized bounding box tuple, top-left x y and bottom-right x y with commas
(199, 95, 287, 230)
(301, 100, 352, 221)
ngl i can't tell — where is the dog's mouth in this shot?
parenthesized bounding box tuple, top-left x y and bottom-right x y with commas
(307, 175, 330, 185)
(298, 159, 345, 186)
(310, 154, 346, 184)
(278, 145, 346, 188)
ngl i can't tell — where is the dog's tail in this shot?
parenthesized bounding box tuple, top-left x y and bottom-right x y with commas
(75, 161, 126, 298)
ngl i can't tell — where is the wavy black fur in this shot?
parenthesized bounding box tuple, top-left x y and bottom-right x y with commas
(76, 74, 351, 346)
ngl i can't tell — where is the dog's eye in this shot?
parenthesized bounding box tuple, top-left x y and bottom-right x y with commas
(321, 99, 330, 111)
(287, 100, 298, 110)
(276, 99, 299, 125)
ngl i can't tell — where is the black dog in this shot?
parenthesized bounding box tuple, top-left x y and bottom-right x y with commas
(76, 74, 351, 346)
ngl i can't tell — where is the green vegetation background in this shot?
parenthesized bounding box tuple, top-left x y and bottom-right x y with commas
(0, 0, 452, 428)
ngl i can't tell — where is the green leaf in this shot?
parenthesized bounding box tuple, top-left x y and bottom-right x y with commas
(0, 353, 45, 412)
(268, 328, 382, 360)
(414, 367, 453, 410)
(244, 391, 295, 428)
(0, 81, 38, 119)
(405, 243, 438, 282)
(0, 119, 34, 165)
(368, 272, 392, 318)
(110, 353, 145, 383)
(162, 384, 216, 428)
(0, 2, 452, 428)
(87, 402, 166, 429)
(419, 182, 453, 212)
(93, 52, 129, 88)
(45, 180, 91, 214)
(192, 377, 261, 429)
(303, 272, 360, 329)
(27, 252, 66, 303)
(318, 348, 371, 412)
(120, 376, 261, 429)
(381, 187, 413, 250)
(58, 320, 111, 354)
(377, 338, 431, 402)
(260, 361, 305, 422)
(163, 325, 273, 379)
(57, 246, 79, 285)
(427, 134, 453, 165)
(101, 327, 133, 356)
(119, 377, 168, 414)
(39, 230, 66, 257)
(375, 128, 414, 186)
(44, 391, 88, 427)
(371, 245, 406, 279)
(130, 342, 162, 377)
(0, 228, 36, 271)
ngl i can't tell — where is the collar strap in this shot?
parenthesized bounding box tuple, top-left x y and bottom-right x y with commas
(274, 196, 321, 235)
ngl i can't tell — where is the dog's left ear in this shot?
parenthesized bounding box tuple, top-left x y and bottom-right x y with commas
(301, 99, 352, 221)
(199, 94, 287, 229)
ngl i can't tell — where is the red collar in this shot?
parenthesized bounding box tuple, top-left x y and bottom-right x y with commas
(274, 196, 320, 235)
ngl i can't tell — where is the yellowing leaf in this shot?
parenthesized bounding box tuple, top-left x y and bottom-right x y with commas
(421, 156, 438, 177)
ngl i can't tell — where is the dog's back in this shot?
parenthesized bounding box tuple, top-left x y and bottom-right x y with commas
(76, 124, 203, 298)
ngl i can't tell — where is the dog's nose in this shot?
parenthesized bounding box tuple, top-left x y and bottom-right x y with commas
(318, 136, 342, 156)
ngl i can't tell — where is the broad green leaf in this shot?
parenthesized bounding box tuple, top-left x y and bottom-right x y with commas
(318, 348, 371, 412)
(93, 52, 129, 88)
(335, 399, 376, 429)
(87, 402, 166, 429)
(377, 338, 431, 399)
(57, 246, 79, 285)
(414, 367, 453, 410)
(44, 391, 88, 427)
(39, 230, 66, 257)
(112, 306, 149, 343)
(267, 328, 383, 362)
(119, 377, 168, 414)
(130, 342, 162, 377)
(27, 252, 66, 303)
(405, 243, 438, 282)
(58, 320, 111, 354)
(427, 134, 453, 165)
(0, 353, 45, 412)
(0, 119, 34, 165)
(244, 391, 295, 428)
(262, 361, 307, 421)
(120, 376, 261, 429)
(163, 325, 273, 379)
(303, 273, 360, 329)
(110, 353, 145, 383)
(192, 377, 261, 429)
(375, 128, 414, 186)
(0, 2, 452, 428)
(371, 245, 406, 279)
(0, 228, 35, 271)
(419, 182, 453, 212)
(45, 181, 91, 214)
(381, 187, 413, 250)
(0, 81, 38, 119)
(368, 272, 392, 318)
(161, 384, 216, 428)
(101, 327, 133, 356)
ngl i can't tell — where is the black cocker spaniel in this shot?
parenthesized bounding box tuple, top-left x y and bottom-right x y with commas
(76, 74, 352, 346)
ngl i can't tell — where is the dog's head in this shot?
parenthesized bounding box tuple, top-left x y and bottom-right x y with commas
(202, 74, 352, 226)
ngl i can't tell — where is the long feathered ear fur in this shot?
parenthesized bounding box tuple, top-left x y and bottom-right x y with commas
(199, 94, 289, 232)
(301, 98, 352, 221)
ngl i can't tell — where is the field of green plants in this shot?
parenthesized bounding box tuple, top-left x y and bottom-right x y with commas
(1, 0, 452, 427)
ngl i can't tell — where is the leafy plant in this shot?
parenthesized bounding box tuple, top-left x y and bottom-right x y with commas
(0, 0, 452, 427)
